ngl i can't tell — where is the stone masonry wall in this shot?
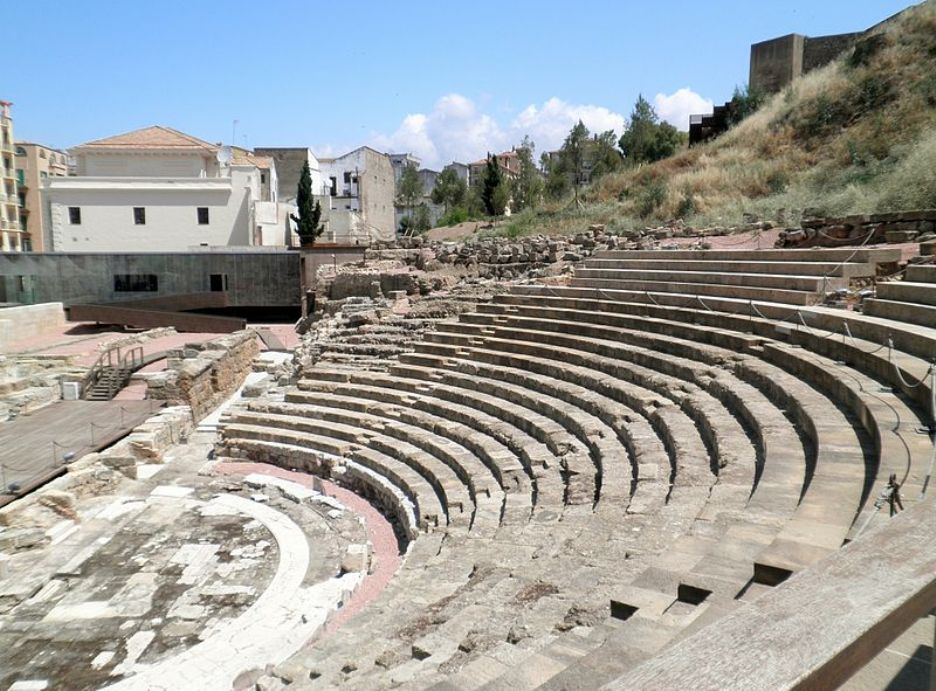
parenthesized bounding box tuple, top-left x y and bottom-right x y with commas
(146, 331, 260, 421)
(776, 209, 936, 249)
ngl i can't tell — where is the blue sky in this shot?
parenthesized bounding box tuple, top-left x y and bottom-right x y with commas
(6, 0, 912, 167)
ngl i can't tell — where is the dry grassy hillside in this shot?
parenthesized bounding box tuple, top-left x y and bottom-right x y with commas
(505, 0, 936, 237)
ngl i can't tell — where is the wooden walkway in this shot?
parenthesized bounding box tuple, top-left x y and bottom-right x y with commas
(0, 400, 159, 506)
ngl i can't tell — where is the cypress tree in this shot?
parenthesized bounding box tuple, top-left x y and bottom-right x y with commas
(290, 160, 323, 244)
(481, 153, 502, 216)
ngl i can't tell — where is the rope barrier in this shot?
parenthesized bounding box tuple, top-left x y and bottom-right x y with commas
(795, 311, 840, 341)
(887, 339, 931, 390)
(807, 226, 879, 307)
(842, 322, 889, 356)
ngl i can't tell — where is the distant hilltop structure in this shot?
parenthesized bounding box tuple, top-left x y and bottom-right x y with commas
(748, 31, 863, 96)
(690, 6, 911, 145)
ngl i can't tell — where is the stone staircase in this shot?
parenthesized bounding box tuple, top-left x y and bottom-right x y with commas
(865, 262, 936, 328)
(215, 247, 935, 689)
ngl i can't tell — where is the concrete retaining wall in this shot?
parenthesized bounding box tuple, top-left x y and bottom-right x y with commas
(0, 303, 66, 352)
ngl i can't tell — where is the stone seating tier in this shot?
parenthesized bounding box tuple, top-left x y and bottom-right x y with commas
(214, 247, 934, 689)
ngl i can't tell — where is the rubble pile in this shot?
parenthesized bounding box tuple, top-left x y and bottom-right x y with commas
(295, 282, 507, 373)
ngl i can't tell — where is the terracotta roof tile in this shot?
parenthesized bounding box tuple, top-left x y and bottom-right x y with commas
(75, 125, 218, 152)
(232, 153, 273, 168)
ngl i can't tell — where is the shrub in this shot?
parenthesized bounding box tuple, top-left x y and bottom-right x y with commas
(636, 178, 669, 218)
(676, 189, 696, 218)
(766, 171, 790, 194)
(847, 34, 887, 69)
(438, 207, 469, 227)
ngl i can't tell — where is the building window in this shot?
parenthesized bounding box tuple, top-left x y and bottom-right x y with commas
(260, 173, 266, 184)
(209, 273, 228, 292)
(14, 146, 25, 156)
(114, 274, 158, 292)
(133, 207, 146, 225)
(39, 149, 47, 159)
(68, 207, 81, 224)
(329, 176, 337, 196)
(197, 207, 209, 225)
(343, 171, 352, 184)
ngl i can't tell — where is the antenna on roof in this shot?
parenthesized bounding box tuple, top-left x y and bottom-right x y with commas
(217, 145, 233, 166)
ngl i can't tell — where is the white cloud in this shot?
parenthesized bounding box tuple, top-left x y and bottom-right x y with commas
(368, 93, 627, 169)
(510, 98, 626, 153)
(653, 88, 714, 131)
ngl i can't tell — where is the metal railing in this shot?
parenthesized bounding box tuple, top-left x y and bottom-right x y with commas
(80, 344, 144, 400)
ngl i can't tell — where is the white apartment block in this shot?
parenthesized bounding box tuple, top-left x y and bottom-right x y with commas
(42, 126, 289, 252)
(317, 146, 396, 244)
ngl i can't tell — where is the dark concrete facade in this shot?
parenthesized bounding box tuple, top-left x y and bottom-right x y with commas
(749, 32, 865, 95)
(0, 251, 301, 309)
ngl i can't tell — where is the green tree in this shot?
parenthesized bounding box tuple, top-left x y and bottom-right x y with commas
(397, 163, 424, 220)
(430, 167, 467, 214)
(511, 137, 544, 211)
(541, 121, 591, 202)
(589, 130, 624, 180)
(564, 121, 590, 201)
(413, 203, 432, 232)
(289, 160, 323, 244)
(727, 84, 764, 126)
(542, 151, 570, 200)
(619, 95, 682, 164)
(481, 153, 504, 216)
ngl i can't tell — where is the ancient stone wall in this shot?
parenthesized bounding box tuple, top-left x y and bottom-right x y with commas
(146, 331, 260, 420)
(776, 209, 936, 249)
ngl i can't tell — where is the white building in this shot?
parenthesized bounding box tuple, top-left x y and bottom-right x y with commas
(316, 146, 396, 244)
(42, 126, 290, 252)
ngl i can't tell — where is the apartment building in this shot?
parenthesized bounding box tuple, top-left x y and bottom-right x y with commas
(468, 150, 521, 188)
(0, 101, 26, 252)
(42, 126, 288, 251)
(14, 142, 68, 252)
(317, 146, 395, 243)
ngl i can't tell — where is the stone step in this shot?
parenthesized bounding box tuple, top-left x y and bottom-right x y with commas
(863, 298, 936, 329)
(875, 281, 936, 306)
(431, 315, 813, 595)
(905, 264, 936, 283)
(280, 392, 536, 531)
(498, 288, 936, 413)
(293, 376, 567, 515)
(459, 310, 806, 520)
(245, 399, 513, 534)
(390, 360, 599, 507)
(755, 343, 932, 541)
(582, 258, 875, 278)
(589, 248, 902, 263)
(217, 437, 419, 542)
(400, 347, 646, 510)
(226, 410, 473, 532)
(573, 268, 843, 293)
(221, 423, 444, 534)
(449, 305, 875, 582)
(569, 278, 816, 305)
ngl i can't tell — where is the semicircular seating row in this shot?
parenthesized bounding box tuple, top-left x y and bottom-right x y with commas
(216, 247, 936, 690)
